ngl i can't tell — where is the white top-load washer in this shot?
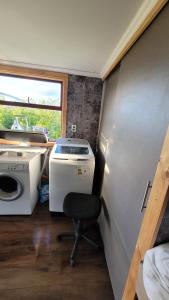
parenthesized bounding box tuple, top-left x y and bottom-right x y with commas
(49, 138, 95, 212)
(0, 148, 45, 215)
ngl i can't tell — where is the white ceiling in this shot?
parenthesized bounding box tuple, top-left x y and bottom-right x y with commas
(0, 0, 145, 78)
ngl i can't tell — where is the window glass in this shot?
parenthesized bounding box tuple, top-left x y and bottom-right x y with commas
(0, 105, 61, 139)
(0, 75, 61, 107)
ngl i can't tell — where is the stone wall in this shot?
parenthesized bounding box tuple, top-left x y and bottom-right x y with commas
(66, 75, 103, 151)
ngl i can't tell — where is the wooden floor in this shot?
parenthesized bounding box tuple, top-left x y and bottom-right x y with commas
(0, 203, 114, 300)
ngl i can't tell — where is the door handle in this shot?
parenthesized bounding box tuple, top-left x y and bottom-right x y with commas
(140, 181, 152, 212)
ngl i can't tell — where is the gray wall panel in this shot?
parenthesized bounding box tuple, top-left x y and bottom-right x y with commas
(98, 4, 169, 299)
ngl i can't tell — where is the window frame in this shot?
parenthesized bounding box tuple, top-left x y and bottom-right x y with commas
(0, 64, 68, 137)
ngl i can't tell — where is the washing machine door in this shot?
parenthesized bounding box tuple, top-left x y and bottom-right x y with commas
(0, 174, 23, 201)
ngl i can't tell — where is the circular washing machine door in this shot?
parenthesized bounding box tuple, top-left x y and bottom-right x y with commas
(0, 174, 23, 201)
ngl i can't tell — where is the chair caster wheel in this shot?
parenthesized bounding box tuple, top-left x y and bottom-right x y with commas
(57, 235, 62, 242)
(70, 258, 75, 267)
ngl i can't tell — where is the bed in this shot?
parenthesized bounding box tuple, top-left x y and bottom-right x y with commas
(136, 243, 169, 300)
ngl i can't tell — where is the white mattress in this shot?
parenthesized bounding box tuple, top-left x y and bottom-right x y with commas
(143, 243, 169, 300)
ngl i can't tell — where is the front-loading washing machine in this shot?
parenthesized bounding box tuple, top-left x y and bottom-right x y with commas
(0, 151, 41, 215)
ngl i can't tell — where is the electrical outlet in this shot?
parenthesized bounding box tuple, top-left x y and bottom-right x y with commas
(71, 124, 77, 132)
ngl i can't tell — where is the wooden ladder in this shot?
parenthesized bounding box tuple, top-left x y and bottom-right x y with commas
(122, 127, 169, 300)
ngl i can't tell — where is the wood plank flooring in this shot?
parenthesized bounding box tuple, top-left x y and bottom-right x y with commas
(0, 203, 114, 300)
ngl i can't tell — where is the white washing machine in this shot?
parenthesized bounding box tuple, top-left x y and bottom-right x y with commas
(0, 151, 41, 215)
(49, 138, 95, 212)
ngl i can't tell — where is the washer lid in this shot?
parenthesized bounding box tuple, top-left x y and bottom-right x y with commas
(55, 138, 89, 147)
(55, 145, 89, 155)
(50, 139, 94, 161)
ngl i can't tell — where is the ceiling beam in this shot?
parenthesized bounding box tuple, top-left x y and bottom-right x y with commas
(101, 0, 168, 81)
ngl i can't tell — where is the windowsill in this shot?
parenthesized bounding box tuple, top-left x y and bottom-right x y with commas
(0, 138, 55, 148)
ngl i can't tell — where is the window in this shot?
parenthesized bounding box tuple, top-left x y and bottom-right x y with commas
(0, 65, 68, 140)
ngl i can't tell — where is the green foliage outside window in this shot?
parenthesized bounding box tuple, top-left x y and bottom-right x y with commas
(0, 105, 61, 139)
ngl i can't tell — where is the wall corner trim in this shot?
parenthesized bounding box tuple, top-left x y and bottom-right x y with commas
(0, 59, 101, 79)
(101, 0, 167, 80)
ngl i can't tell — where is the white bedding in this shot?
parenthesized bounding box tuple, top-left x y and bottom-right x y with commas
(143, 243, 169, 300)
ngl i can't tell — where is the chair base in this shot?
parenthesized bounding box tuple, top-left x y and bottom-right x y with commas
(57, 218, 103, 266)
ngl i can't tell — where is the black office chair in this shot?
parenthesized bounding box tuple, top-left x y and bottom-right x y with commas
(57, 192, 102, 266)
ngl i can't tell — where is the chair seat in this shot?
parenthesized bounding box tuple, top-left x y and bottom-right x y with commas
(63, 192, 101, 219)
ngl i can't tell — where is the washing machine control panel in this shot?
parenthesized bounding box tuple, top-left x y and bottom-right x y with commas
(0, 163, 28, 171)
(8, 164, 25, 171)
